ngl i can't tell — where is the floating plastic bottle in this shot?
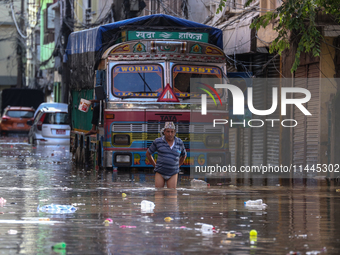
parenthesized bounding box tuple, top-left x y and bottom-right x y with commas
(244, 199, 267, 210)
(141, 200, 155, 213)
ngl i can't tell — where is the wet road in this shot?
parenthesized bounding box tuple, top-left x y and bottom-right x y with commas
(0, 137, 339, 255)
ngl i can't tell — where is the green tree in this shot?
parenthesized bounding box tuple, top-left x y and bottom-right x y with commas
(217, 0, 340, 72)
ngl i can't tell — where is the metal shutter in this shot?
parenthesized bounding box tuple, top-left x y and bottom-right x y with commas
(293, 63, 320, 166)
(229, 128, 237, 166)
(251, 54, 267, 166)
(266, 56, 281, 166)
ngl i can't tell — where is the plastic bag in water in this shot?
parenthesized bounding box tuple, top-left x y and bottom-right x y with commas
(141, 200, 155, 213)
(38, 204, 77, 214)
(190, 179, 209, 188)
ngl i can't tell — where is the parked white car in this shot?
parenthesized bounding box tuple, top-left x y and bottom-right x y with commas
(33, 102, 68, 119)
(28, 103, 70, 145)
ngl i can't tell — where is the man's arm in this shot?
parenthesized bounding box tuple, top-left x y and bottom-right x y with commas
(146, 150, 156, 167)
(179, 155, 186, 166)
(90, 99, 100, 104)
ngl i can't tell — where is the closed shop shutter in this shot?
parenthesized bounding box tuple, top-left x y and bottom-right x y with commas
(251, 54, 267, 166)
(266, 55, 281, 166)
(293, 63, 320, 166)
(306, 64, 320, 165)
(228, 53, 281, 167)
(229, 128, 237, 166)
(242, 128, 251, 166)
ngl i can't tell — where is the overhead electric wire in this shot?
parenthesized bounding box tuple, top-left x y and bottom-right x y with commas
(10, 3, 28, 39)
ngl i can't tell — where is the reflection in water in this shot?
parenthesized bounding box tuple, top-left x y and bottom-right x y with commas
(0, 137, 339, 254)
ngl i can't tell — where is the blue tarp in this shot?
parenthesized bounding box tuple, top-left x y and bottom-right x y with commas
(66, 14, 223, 90)
(66, 14, 223, 56)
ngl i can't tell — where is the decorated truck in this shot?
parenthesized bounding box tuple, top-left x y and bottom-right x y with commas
(66, 14, 230, 172)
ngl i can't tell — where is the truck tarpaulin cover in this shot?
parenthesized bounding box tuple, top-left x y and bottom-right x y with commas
(65, 14, 223, 90)
(1, 88, 44, 115)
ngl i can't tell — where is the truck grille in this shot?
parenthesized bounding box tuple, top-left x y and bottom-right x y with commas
(112, 123, 223, 144)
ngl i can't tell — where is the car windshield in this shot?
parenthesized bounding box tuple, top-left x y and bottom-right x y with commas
(43, 112, 69, 125)
(112, 64, 163, 97)
(6, 110, 34, 118)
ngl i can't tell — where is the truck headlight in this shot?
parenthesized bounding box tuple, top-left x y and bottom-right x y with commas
(113, 134, 130, 145)
(206, 136, 222, 147)
(207, 155, 223, 165)
(115, 154, 131, 163)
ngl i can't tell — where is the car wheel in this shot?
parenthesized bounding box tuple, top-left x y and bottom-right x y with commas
(30, 136, 36, 145)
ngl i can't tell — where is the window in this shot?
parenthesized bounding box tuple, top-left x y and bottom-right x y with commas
(172, 64, 224, 97)
(112, 64, 163, 97)
(6, 110, 34, 118)
(43, 112, 69, 125)
(43, 4, 55, 44)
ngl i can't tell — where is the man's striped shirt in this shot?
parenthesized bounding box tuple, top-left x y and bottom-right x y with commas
(148, 136, 186, 176)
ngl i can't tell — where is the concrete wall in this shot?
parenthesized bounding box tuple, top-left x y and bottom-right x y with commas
(187, 0, 211, 23)
(256, 0, 279, 48)
(0, 1, 21, 86)
(0, 25, 18, 86)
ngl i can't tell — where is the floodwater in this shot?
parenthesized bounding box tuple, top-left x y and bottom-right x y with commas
(0, 137, 339, 255)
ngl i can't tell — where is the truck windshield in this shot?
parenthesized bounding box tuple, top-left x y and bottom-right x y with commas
(172, 64, 224, 97)
(112, 64, 163, 97)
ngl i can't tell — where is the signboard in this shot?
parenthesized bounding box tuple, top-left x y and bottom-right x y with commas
(127, 31, 209, 43)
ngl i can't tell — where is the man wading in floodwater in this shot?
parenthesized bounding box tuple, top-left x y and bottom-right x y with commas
(146, 122, 187, 189)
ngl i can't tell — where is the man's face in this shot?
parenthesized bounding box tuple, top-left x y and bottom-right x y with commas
(164, 128, 175, 141)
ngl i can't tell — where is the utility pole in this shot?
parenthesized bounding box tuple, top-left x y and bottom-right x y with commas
(61, 0, 73, 103)
(16, 0, 25, 88)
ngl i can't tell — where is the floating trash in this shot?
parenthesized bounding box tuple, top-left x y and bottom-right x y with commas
(196, 223, 215, 235)
(306, 251, 321, 255)
(225, 231, 236, 238)
(120, 225, 136, 228)
(8, 229, 18, 235)
(190, 179, 209, 188)
(141, 200, 155, 213)
(52, 242, 66, 249)
(0, 197, 6, 205)
(244, 199, 267, 210)
(164, 217, 173, 222)
(249, 229, 257, 237)
(38, 204, 77, 214)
